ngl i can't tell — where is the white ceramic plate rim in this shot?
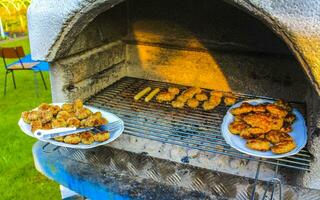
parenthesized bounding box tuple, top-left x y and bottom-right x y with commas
(221, 99, 307, 158)
(18, 103, 124, 149)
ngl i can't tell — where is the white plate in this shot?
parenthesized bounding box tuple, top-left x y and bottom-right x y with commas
(18, 103, 124, 149)
(221, 99, 307, 158)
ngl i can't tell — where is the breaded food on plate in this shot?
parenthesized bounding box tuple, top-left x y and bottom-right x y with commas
(73, 99, 83, 110)
(62, 103, 74, 113)
(228, 121, 249, 135)
(252, 104, 266, 113)
(21, 111, 31, 124)
(75, 107, 92, 120)
(195, 93, 208, 101)
(230, 102, 253, 115)
(31, 120, 42, 133)
(280, 124, 293, 133)
(56, 111, 71, 121)
(242, 113, 283, 132)
(64, 134, 81, 144)
(67, 117, 81, 128)
(42, 122, 52, 130)
(240, 127, 265, 139)
(28, 110, 40, 121)
(54, 136, 65, 142)
(284, 113, 296, 124)
(51, 118, 67, 128)
(39, 110, 53, 123)
(171, 100, 185, 109)
(80, 131, 95, 144)
(265, 131, 293, 144)
(38, 103, 51, 111)
(50, 105, 61, 116)
(266, 104, 288, 118)
(187, 98, 199, 109)
(271, 140, 296, 154)
(274, 99, 292, 111)
(94, 131, 110, 142)
(85, 115, 108, 127)
(246, 139, 271, 151)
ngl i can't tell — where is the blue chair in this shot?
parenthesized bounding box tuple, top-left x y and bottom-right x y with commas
(0, 46, 47, 95)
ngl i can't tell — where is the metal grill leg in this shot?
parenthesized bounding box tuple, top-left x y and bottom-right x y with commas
(261, 161, 281, 200)
(250, 160, 261, 200)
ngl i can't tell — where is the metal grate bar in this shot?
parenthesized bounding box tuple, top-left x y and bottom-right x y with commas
(86, 77, 312, 171)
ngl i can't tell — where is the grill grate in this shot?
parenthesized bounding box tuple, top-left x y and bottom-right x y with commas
(86, 77, 312, 171)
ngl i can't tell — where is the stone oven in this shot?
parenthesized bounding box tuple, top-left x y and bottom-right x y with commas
(28, 0, 320, 199)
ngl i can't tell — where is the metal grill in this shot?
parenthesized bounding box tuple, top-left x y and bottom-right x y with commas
(86, 77, 312, 171)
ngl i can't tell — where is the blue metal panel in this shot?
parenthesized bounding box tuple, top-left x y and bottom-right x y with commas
(32, 142, 131, 200)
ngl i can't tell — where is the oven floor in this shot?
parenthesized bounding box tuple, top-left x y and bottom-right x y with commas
(86, 77, 311, 171)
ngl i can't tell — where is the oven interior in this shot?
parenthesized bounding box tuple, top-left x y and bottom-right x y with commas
(48, 0, 318, 192)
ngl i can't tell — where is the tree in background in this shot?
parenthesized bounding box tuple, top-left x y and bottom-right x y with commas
(0, 0, 31, 39)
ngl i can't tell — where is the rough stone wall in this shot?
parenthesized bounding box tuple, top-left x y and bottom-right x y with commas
(50, 41, 126, 102)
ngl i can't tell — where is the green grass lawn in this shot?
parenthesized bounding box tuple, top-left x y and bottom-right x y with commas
(0, 38, 60, 199)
